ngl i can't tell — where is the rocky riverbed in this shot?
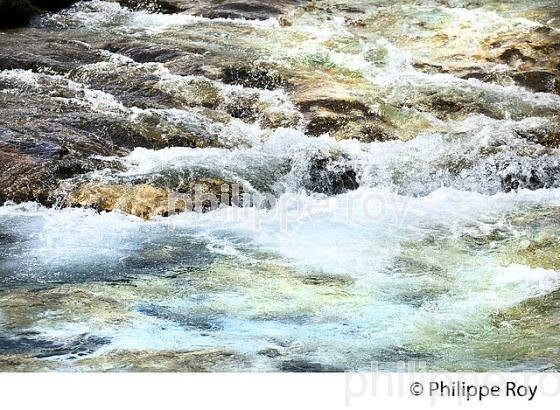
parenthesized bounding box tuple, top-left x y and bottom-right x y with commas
(1, 0, 560, 371)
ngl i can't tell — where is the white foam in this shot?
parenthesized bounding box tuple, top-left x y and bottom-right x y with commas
(44, 0, 279, 33)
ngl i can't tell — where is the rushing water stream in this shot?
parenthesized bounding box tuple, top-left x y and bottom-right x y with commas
(1, 0, 560, 371)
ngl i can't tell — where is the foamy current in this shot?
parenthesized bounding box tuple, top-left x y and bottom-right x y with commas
(1, 0, 560, 371)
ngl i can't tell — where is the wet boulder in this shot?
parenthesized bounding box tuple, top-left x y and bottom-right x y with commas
(408, 91, 501, 119)
(0, 144, 54, 205)
(222, 66, 287, 91)
(197, 1, 287, 20)
(102, 41, 189, 64)
(481, 27, 560, 93)
(514, 127, 560, 149)
(116, 0, 183, 14)
(0, 86, 196, 206)
(414, 25, 560, 96)
(298, 96, 399, 141)
(333, 120, 398, 143)
(300, 150, 359, 195)
(116, 0, 301, 20)
(0, 31, 107, 73)
(66, 183, 173, 219)
(511, 71, 560, 94)
(66, 178, 245, 219)
(484, 27, 560, 70)
(292, 79, 382, 137)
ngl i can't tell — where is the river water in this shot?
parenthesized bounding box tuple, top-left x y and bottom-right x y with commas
(1, 0, 560, 371)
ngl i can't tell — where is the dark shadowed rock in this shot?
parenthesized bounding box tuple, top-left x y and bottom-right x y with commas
(0, 0, 36, 29)
(514, 124, 560, 148)
(116, 0, 302, 20)
(257, 347, 282, 358)
(198, 1, 285, 20)
(301, 150, 359, 195)
(136, 304, 223, 330)
(511, 71, 560, 94)
(222, 66, 287, 90)
(103, 41, 188, 64)
(0, 0, 78, 29)
(117, 0, 183, 14)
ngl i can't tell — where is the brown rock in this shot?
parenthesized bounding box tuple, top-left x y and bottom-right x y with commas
(0, 31, 107, 74)
(292, 80, 379, 136)
(0, 144, 53, 205)
(333, 120, 397, 143)
(483, 28, 560, 73)
(514, 127, 560, 148)
(511, 71, 560, 94)
(67, 183, 172, 220)
(66, 179, 245, 219)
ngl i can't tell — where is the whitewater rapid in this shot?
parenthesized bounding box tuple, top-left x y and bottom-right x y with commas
(1, 0, 560, 371)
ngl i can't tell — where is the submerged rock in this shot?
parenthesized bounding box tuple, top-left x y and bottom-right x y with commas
(498, 207, 560, 271)
(0, 334, 110, 359)
(136, 304, 223, 330)
(512, 236, 560, 271)
(75, 348, 248, 372)
(257, 347, 282, 358)
(279, 359, 342, 372)
(484, 290, 560, 369)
